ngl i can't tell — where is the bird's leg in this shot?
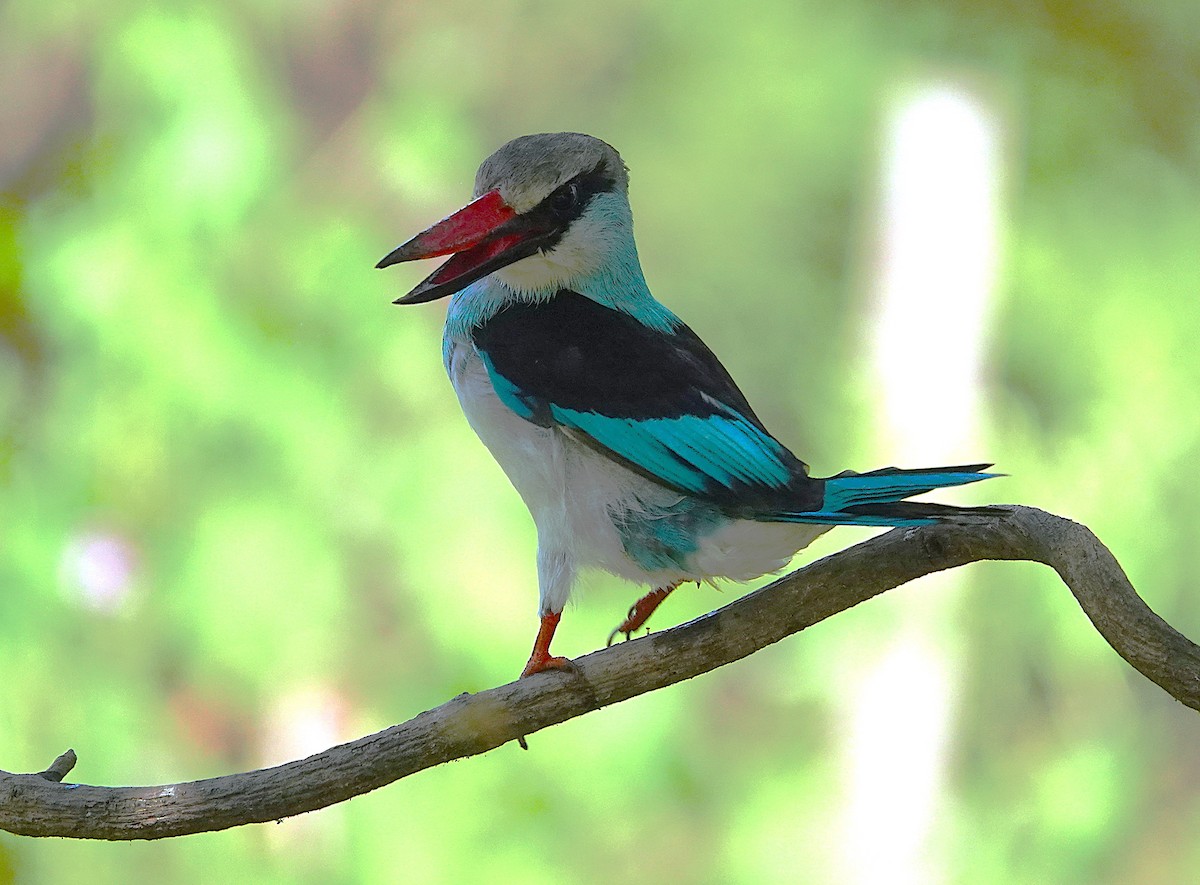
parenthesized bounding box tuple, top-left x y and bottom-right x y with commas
(520, 611, 575, 678)
(607, 582, 682, 646)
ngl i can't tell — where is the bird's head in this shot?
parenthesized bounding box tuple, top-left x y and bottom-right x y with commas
(378, 132, 632, 304)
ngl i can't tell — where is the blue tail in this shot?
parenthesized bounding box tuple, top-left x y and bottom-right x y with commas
(771, 463, 1001, 527)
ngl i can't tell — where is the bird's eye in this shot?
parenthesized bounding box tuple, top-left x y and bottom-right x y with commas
(549, 182, 579, 215)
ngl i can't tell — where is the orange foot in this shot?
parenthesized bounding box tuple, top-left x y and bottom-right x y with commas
(520, 611, 576, 678)
(520, 651, 574, 678)
(606, 582, 681, 646)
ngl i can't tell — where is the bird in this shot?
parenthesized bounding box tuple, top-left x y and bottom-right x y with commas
(377, 132, 999, 679)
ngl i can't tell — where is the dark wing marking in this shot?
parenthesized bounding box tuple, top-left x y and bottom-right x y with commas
(471, 291, 821, 512)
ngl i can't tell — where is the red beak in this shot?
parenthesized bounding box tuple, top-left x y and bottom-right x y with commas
(377, 190, 553, 304)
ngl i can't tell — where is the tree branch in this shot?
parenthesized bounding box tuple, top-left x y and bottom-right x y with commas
(3, 505, 1197, 840)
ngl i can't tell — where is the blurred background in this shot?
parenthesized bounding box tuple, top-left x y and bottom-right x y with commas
(3, 0, 1200, 882)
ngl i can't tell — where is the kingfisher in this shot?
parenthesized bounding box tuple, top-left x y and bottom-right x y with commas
(378, 132, 998, 679)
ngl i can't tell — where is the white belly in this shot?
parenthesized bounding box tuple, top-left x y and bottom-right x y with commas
(446, 341, 827, 613)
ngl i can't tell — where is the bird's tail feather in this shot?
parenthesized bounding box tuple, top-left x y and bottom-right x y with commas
(771, 463, 1001, 528)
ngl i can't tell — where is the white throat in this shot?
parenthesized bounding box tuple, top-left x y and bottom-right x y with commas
(493, 208, 617, 294)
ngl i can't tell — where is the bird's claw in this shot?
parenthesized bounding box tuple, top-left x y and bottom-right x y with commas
(605, 627, 631, 648)
(606, 604, 642, 647)
(520, 654, 576, 679)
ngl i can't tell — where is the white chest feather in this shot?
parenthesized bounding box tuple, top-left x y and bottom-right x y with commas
(444, 339, 826, 614)
(447, 340, 677, 610)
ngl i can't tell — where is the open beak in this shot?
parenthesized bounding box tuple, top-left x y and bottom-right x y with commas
(377, 189, 553, 304)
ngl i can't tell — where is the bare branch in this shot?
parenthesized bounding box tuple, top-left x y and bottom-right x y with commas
(2, 505, 1196, 840)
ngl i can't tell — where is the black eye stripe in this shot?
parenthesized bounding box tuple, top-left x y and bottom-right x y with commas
(548, 181, 579, 214)
(530, 160, 617, 224)
(517, 160, 618, 254)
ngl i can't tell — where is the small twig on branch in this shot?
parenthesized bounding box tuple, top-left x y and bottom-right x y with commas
(2, 505, 1197, 841)
(36, 750, 77, 783)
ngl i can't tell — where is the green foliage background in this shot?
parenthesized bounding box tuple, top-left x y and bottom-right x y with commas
(3, 0, 1200, 882)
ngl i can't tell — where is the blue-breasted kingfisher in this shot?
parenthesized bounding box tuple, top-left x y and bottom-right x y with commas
(378, 132, 999, 679)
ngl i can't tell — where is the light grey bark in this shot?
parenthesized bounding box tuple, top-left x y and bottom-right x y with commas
(2, 506, 1195, 840)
